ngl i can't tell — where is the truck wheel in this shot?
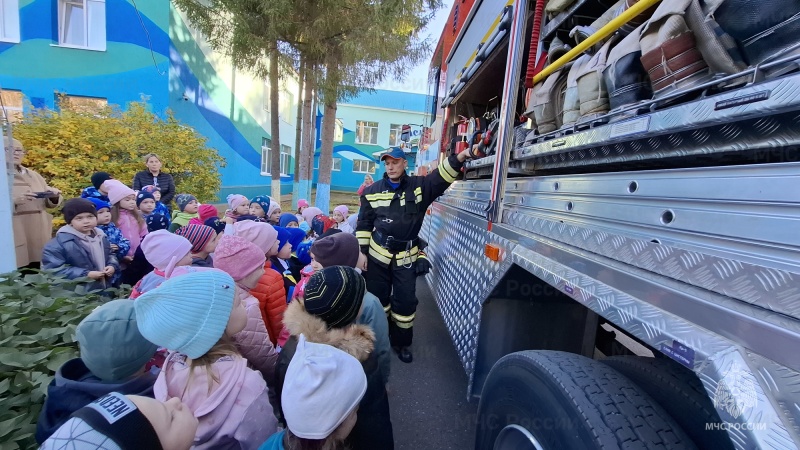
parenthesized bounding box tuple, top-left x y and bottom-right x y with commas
(475, 350, 696, 450)
(602, 356, 734, 450)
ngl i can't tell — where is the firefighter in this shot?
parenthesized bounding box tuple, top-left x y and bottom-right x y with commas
(357, 146, 473, 363)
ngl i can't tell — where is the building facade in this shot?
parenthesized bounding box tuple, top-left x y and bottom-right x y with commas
(313, 89, 428, 192)
(0, 0, 300, 200)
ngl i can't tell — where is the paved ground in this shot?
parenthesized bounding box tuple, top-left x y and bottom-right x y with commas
(387, 278, 478, 450)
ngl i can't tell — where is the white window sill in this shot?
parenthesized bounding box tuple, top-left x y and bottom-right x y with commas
(355, 141, 379, 146)
(0, 38, 20, 44)
(261, 172, 289, 176)
(50, 43, 106, 52)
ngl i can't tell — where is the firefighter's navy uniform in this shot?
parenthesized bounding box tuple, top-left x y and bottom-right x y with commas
(357, 148, 465, 358)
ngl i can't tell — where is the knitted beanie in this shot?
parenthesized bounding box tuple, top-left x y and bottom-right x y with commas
(203, 217, 226, 234)
(267, 201, 281, 218)
(279, 213, 299, 228)
(175, 224, 215, 253)
(62, 198, 97, 224)
(334, 205, 349, 217)
(303, 266, 365, 328)
(213, 234, 267, 281)
(146, 213, 170, 232)
(274, 226, 291, 252)
(227, 194, 248, 211)
(135, 270, 236, 358)
(286, 228, 306, 252)
(135, 191, 155, 207)
(311, 215, 335, 236)
(140, 185, 159, 195)
(86, 197, 111, 213)
(103, 180, 136, 205)
(282, 335, 367, 440)
(297, 199, 309, 209)
(41, 393, 162, 450)
(250, 195, 271, 216)
(231, 221, 278, 254)
(301, 207, 324, 225)
(311, 233, 360, 268)
(198, 204, 219, 222)
(320, 228, 342, 239)
(175, 194, 197, 212)
(140, 230, 192, 276)
(90, 172, 113, 190)
(76, 300, 158, 382)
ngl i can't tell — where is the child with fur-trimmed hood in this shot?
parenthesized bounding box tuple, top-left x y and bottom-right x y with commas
(277, 266, 394, 450)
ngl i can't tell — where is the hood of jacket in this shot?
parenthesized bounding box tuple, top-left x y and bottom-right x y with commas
(282, 300, 375, 362)
(35, 358, 156, 444)
(155, 351, 267, 444)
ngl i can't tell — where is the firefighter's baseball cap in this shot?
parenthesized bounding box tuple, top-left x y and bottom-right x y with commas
(380, 147, 407, 161)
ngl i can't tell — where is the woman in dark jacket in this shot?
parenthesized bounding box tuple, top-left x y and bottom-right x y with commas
(132, 153, 176, 207)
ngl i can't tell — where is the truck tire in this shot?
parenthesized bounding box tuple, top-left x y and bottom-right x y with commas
(475, 350, 696, 450)
(602, 356, 734, 450)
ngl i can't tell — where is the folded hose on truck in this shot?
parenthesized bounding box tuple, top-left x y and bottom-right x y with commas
(524, 0, 547, 89)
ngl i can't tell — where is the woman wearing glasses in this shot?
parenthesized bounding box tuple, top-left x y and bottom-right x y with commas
(8, 137, 62, 269)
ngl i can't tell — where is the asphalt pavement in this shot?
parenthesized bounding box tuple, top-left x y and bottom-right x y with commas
(387, 278, 478, 450)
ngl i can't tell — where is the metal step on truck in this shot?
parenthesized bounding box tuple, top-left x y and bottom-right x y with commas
(420, 0, 800, 448)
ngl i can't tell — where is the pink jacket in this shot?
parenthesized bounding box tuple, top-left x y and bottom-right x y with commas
(233, 285, 279, 385)
(115, 209, 147, 257)
(291, 264, 316, 303)
(155, 352, 276, 450)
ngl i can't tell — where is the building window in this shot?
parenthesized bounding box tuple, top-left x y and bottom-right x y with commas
(279, 88, 294, 123)
(262, 139, 292, 175)
(352, 159, 376, 174)
(1, 90, 23, 124)
(58, 94, 107, 114)
(58, 0, 106, 51)
(332, 157, 341, 171)
(388, 124, 403, 147)
(355, 120, 378, 145)
(280, 144, 291, 175)
(334, 118, 343, 142)
(0, 0, 20, 43)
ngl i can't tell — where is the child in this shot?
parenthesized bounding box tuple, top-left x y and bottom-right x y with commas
(169, 194, 199, 232)
(129, 230, 193, 299)
(300, 206, 323, 227)
(135, 269, 277, 449)
(105, 180, 147, 263)
(279, 213, 299, 228)
(311, 214, 336, 237)
(175, 223, 219, 267)
(40, 392, 198, 450)
(294, 199, 309, 224)
(204, 216, 227, 234)
(88, 198, 129, 286)
(121, 213, 170, 286)
(214, 235, 280, 385)
(333, 205, 354, 234)
(268, 227, 300, 301)
(189, 204, 219, 226)
(279, 266, 393, 450)
(35, 300, 159, 444)
(347, 209, 358, 234)
(80, 171, 113, 202)
(42, 198, 119, 292)
(140, 185, 171, 222)
(267, 201, 282, 225)
(226, 194, 250, 220)
(136, 191, 157, 217)
(249, 195, 271, 221)
(261, 336, 367, 450)
(232, 221, 286, 348)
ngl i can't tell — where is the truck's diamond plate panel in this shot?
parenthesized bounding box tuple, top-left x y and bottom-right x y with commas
(503, 207, 800, 321)
(420, 204, 513, 390)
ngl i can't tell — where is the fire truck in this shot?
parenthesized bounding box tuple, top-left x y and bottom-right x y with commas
(421, 0, 800, 448)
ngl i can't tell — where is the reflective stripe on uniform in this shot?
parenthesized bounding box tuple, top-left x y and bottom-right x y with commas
(391, 311, 415, 329)
(440, 159, 459, 183)
(356, 230, 371, 246)
(383, 303, 391, 314)
(369, 237, 420, 265)
(366, 192, 395, 208)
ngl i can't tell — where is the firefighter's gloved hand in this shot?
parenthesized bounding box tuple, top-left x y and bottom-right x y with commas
(416, 252, 431, 276)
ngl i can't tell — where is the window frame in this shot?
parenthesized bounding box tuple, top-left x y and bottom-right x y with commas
(262, 139, 292, 176)
(352, 158, 376, 174)
(0, 90, 23, 124)
(0, 0, 21, 44)
(355, 120, 379, 145)
(333, 118, 344, 142)
(388, 123, 403, 147)
(332, 157, 341, 171)
(58, 0, 106, 51)
(263, 81, 271, 112)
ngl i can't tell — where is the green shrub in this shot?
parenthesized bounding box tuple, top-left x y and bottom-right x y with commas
(0, 271, 130, 450)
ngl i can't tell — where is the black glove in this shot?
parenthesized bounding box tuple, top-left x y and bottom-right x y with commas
(415, 252, 431, 276)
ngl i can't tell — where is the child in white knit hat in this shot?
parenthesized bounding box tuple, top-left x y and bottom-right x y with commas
(135, 269, 277, 449)
(261, 335, 367, 450)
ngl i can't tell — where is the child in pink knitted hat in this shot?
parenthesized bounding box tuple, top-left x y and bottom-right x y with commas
(104, 180, 147, 263)
(213, 235, 279, 386)
(129, 230, 193, 299)
(225, 194, 249, 220)
(333, 205, 353, 234)
(189, 204, 219, 226)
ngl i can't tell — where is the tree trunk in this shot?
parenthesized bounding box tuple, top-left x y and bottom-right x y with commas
(316, 99, 337, 213)
(299, 63, 315, 205)
(269, 45, 282, 201)
(292, 58, 305, 208)
(307, 85, 318, 196)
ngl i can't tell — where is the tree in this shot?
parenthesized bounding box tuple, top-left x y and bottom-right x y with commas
(14, 99, 225, 207)
(293, 58, 306, 206)
(268, 46, 282, 199)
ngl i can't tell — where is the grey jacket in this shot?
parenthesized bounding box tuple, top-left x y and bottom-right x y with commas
(42, 226, 120, 291)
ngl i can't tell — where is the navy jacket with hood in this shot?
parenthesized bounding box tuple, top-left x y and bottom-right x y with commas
(34, 358, 157, 444)
(41, 226, 119, 291)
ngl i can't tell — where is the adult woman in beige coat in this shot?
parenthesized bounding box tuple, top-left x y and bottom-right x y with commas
(9, 137, 62, 269)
